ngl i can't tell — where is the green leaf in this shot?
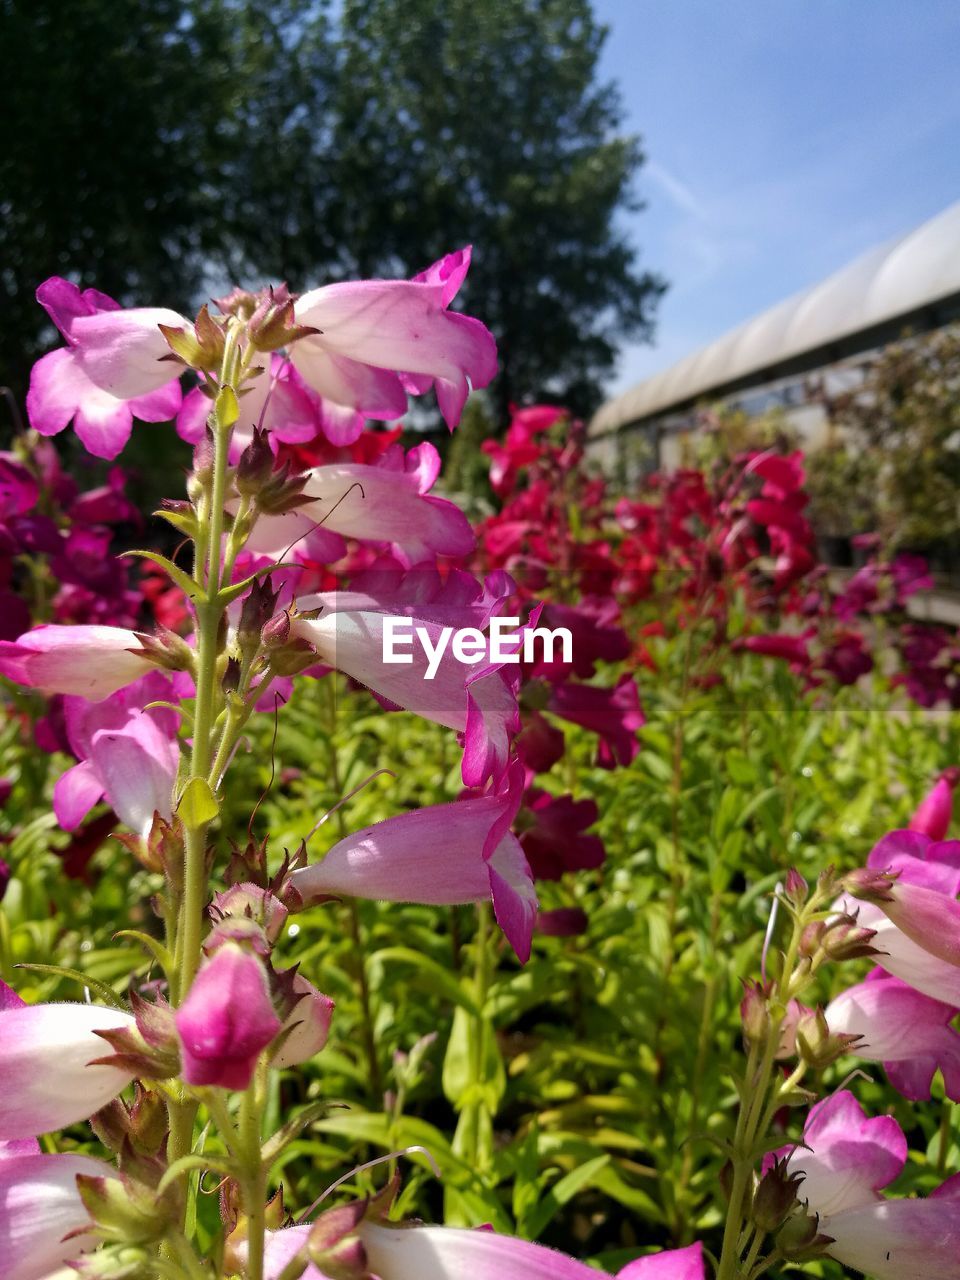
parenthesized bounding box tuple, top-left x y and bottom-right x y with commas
(124, 549, 201, 602)
(113, 930, 173, 974)
(215, 384, 240, 427)
(519, 1154, 611, 1240)
(16, 963, 127, 1008)
(178, 777, 220, 829)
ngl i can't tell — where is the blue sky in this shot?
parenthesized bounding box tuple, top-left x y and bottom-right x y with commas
(593, 0, 960, 395)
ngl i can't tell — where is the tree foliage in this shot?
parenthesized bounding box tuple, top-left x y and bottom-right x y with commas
(1, 0, 661, 422)
(328, 0, 664, 418)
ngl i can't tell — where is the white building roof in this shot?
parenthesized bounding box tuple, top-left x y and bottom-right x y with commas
(591, 199, 960, 436)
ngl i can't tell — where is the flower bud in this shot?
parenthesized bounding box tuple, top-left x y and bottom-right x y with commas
(247, 283, 319, 352)
(236, 427, 277, 497)
(820, 918, 878, 962)
(842, 866, 898, 904)
(157, 305, 225, 373)
(741, 979, 772, 1046)
(174, 943, 282, 1089)
(211, 882, 289, 944)
(784, 868, 808, 907)
(796, 1006, 860, 1069)
(752, 1156, 804, 1232)
(775, 1210, 834, 1261)
(76, 1171, 170, 1247)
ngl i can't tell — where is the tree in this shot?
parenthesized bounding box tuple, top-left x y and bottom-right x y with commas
(327, 0, 664, 421)
(2, 0, 661, 425)
(0, 0, 336, 403)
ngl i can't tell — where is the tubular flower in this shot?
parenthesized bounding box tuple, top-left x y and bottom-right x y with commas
(291, 247, 497, 429)
(0, 981, 136, 1139)
(247, 441, 475, 568)
(53, 672, 181, 839)
(0, 1146, 114, 1280)
(836, 829, 960, 1005)
(780, 1091, 960, 1279)
(26, 278, 183, 460)
(174, 943, 282, 1090)
(289, 765, 537, 962)
(0, 625, 156, 700)
(255, 1220, 703, 1280)
(293, 571, 522, 788)
(825, 972, 960, 1100)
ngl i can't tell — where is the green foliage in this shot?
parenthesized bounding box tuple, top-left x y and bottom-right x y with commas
(816, 326, 960, 556)
(5, 609, 956, 1270)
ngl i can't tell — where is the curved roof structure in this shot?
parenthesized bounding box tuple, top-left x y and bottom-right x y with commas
(591, 199, 960, 436)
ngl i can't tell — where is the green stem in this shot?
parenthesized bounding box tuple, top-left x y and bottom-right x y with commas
(240, 1067, 267, 1280)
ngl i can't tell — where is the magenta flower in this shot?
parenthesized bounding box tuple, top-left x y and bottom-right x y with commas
(0, 624, 155, 700)
(778, 1091, 960, 1279)
(290, 766, 537, 962)
(248, 441, 475, 568)
(547, 674, 644, 768)
(26, 278, 183, 459)
(734, 632, 812, 667)
(175, 943, 282, 1090)
(520, 790, 605, 881)
(908, 770, 958, 840)
(526, 598, 630, 681)
(291, 247, 497, 428)
(0, 980, 135, 1139)
(0, 1145, 114, 1280)
(826, 972, 960, 1101)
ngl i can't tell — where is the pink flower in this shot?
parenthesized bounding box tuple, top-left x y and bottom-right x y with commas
(0, 1146, 114, 1280)
(255, 1220, 703, 1280)
(271, 977, 335, 1070)
(53, 673, 181, 839)
(294, 571, 521, 788)
(780, 1091, 960, 1279)
(0, 624, 155, 700)
(175, 944, 282, 1090)
(27, 278, 183, 459)
(826, 973, 960, 1101)
(289, 765, 537, 962)
(908, 770, 958, 840)
(248, 441, 474, 568)
(291, 248, 497, 429)
(616, 1243, 704, 1279)
(176, 354, 323, 461)
(837, 830, 960, 1004)
(0, 980, 136, 1138)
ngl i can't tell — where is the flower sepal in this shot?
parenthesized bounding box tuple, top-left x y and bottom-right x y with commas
(90, 992, 180, 1080)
